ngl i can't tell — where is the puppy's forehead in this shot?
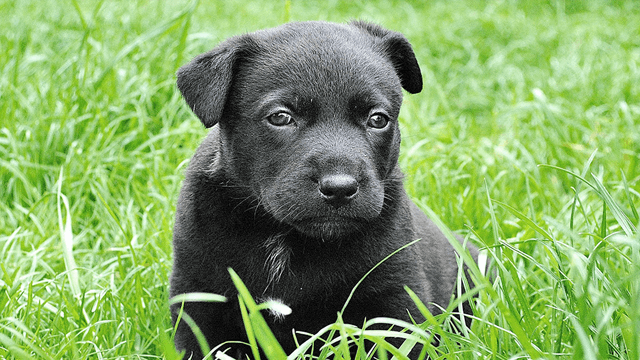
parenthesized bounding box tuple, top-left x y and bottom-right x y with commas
(240, 22, 402, 104)
(252, 22, 372, 56)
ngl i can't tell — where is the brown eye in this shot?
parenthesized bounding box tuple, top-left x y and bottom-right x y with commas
(367, 113, 389, 129)
(267, 112, 294, 126)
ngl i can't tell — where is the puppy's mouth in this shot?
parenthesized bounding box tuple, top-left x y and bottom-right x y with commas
(289, 216, 367, 241)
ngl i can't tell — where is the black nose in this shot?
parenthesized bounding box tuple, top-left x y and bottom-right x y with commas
(318, 174, 359, 207)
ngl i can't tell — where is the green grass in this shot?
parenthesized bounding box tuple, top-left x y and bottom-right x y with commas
(1, 0, 639, 358)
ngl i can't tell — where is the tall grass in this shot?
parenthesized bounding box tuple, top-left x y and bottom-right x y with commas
(1, 0, 639, 359)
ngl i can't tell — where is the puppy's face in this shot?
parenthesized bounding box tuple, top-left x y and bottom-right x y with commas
(177, 22, 423, 241)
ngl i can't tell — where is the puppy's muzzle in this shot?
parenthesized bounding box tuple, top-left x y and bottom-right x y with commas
(318, 174, 359, 208)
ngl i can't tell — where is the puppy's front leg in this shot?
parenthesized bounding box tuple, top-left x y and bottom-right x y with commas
(172, 301, 249, 360)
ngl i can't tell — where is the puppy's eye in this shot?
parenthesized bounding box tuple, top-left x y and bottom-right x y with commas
(367, 114, 389, 129)
(267, 112, 294, 127)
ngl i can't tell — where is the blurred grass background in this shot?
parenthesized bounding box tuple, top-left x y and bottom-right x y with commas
(1, 0, 639, 359)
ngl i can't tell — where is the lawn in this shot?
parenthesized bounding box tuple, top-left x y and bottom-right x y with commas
(1, 0, 639, 359)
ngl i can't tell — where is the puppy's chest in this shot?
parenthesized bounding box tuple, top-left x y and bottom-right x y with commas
(255, 241, 372, 304)
(261, 251, 361, 296)
(256, 267, 358, 332)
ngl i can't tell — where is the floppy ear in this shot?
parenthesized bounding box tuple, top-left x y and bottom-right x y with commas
(176, 36, 253, 128)
(350, 21, 423, 94)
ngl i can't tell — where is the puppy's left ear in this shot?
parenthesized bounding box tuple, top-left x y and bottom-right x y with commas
(350, 21, 423, 94)
(177, 36, 255, 128)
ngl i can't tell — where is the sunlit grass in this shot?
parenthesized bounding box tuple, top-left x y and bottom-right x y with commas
(1, 0, 639, 359)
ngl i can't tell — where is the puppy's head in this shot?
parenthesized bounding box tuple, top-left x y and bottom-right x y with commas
(178, 21, 422, 241)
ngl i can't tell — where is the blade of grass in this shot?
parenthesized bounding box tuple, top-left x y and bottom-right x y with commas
(0, 333, 36, 360)
(621, 171, 639, 223)
(168, 293, 227, 306)
(228, 268, 287, 360)
(238, 296, 261, 360)
(404, 287, 453, 351)
(538, 164, 598, 192)
(288, 323, 341, 359)
(93, 0, 199, 88)
(70, 0, 88, 29)
(340, 238, 421, 315)
(591, 173, 636, 237)
(422, 195, 544, 358)
(56, 169, 80, 298)
(178, 311, 211, 358)
(539, 164, 636, 238)
(570, 316, 598, 360)
(570, 149, 598, 231)
(0, 320, 54, 360)
(485, 179, 501, 245)
(174, 0, 199, 71)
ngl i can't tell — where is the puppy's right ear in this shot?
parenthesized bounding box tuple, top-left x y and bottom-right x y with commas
(176, 36, 253, 128)
(350, 21, 423, 94)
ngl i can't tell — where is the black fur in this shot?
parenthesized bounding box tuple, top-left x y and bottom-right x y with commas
(171, 21, 479, 359)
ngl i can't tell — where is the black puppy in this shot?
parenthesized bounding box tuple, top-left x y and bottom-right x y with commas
(171, 21, 479, 359)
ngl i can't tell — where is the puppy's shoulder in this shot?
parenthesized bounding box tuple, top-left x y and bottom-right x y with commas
(409, 201, 479, 260)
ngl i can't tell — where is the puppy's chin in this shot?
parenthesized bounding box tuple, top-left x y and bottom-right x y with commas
(289, 218, 366, 242)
